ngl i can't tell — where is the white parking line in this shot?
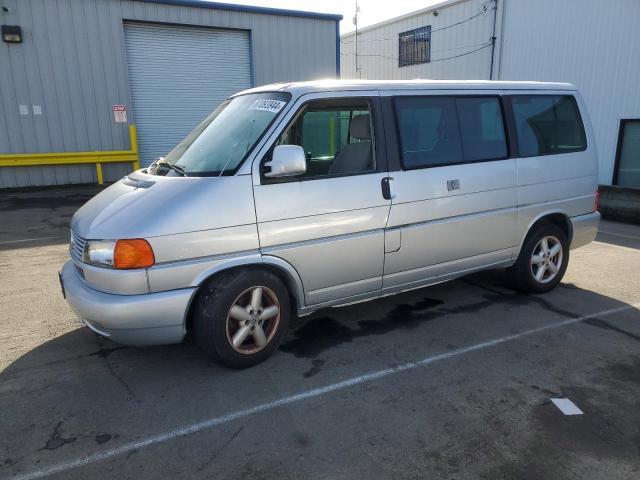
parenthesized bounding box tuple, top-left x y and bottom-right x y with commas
(550, 397, 583, 415)
(10, 302, 640, 480)
(0, 236, 66, 245)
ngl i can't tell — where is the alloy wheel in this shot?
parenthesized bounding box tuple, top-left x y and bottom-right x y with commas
(226, 286, 281, 354)
(530, 235, 563, 284)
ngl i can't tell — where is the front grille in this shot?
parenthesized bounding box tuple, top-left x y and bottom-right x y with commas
(70, 231, 86, 262)
(74, 264, 86, 280)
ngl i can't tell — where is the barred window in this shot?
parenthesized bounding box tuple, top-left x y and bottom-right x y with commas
(398, 26, 431, 67)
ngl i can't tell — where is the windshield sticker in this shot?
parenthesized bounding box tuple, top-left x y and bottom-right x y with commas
(250, 99, 287, 113)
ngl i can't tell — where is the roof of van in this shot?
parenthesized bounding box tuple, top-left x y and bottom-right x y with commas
(237, 79, 577, 97)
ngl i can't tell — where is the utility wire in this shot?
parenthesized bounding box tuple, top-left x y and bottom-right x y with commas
(340, 41, 493, 64)
(341, 12, 481, 44)
(340, 0, 494, 44)
(424, 41, 491, 53)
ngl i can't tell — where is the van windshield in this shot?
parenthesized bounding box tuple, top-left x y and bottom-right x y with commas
(152, 92, 291, 176)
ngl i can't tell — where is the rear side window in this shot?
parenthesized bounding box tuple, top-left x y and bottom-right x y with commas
(395, 97, 461, 168)
(394, 96, 507, 169)
(457, 97, 508, 161)
(511, 95, 586, 156)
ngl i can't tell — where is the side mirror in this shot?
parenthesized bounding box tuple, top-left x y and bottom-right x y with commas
(264, 145, 307, 178)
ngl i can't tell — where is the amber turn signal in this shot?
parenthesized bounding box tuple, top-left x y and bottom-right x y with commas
(114, 239, 155, 269)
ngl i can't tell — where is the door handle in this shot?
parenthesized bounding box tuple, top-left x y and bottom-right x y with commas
(447, 179, 460, 191)
(381, 177, 394, 200)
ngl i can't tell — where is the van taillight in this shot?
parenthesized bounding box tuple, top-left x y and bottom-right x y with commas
(593, 190, 599, 212)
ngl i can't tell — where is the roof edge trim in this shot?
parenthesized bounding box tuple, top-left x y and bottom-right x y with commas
(133, 0, 343, 21)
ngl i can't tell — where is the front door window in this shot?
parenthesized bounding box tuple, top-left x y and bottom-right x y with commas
(274, 99, 376, 178)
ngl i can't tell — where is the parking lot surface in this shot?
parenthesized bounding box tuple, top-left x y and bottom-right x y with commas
(1, 186, 640, 480)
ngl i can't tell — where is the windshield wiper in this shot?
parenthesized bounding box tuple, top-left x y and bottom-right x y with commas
(157, 161, 188, 177)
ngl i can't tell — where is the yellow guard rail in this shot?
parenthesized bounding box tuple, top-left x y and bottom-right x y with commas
(0, 125, 140, 185)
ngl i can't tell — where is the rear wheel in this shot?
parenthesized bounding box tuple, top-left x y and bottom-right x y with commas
(508, 223, 569, 294)
(193, 269, 290, 368)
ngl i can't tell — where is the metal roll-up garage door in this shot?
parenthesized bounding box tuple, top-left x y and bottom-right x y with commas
(124, 22, 252, 167)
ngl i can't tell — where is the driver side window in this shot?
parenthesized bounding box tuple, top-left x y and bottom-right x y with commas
(276, 99, 376, 178)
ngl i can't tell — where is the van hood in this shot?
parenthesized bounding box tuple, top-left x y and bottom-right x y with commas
(70, 171, 256, 239)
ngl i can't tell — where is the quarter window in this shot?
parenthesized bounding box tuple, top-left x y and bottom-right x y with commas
(511, 95, 586, 157)
(275, 99, 375, 178)
(394, 96, 507, 169)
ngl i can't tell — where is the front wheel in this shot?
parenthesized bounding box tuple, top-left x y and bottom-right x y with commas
(193, 269, 290, 368)
(508, 223, 569, 294)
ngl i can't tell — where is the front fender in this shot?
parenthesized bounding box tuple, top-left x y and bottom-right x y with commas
(147, 251, 307, 311)
(192, 254, 306, 311)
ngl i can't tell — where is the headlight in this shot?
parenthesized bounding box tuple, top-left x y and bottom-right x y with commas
(84, 240, 116, 268)
(83, 239, 155, 269)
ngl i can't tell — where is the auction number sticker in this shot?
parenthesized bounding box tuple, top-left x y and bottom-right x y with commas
(250, 99, 286, 113)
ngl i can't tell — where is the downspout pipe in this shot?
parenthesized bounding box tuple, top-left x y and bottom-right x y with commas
(489, 0, 498, 80)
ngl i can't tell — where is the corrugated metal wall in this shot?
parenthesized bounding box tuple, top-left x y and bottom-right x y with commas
(0, 0, 338, 187)
(340, 0, 496, 81)
(498, 0, 640, 185)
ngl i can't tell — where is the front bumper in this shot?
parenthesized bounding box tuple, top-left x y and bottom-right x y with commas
(60, 260, 196, 346)
(570, 211, 601, 249)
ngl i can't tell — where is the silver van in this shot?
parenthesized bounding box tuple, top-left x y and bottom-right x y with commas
(60, 80, 600, 368)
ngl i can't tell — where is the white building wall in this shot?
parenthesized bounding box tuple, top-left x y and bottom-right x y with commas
(340, 0, 497, 80)
(341, 0, 640, 187)
(498, 0, 640, 185)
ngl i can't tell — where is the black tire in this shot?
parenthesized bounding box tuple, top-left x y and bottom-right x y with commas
(193, 269, 290, 368)
(508, 222, 569, 294)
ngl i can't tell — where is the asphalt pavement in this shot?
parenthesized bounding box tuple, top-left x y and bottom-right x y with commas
(1, 186, 639, 480)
